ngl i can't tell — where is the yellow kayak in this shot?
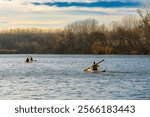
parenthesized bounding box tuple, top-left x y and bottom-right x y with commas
(85, 68, 106, 73)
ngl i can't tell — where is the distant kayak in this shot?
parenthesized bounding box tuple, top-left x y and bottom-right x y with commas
(25, 56, 37, 63)
(24, 61, 32, 63)
(24, 60, 37, 63)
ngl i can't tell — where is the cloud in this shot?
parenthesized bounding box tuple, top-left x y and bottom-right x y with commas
(0, 0, 144, 29)
(31, 1, 143, 8)
(9, 21, 66, 25)
(0, 21, 8, 24)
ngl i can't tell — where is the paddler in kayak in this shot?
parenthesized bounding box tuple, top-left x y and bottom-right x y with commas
(91, 61, 99, 71)
(25, 57, 30, 62)
(30, 56, 33, 61)
(84, 59, 104, 72)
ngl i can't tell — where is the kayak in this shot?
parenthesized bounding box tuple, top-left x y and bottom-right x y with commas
(85, 68, 106, 73)
(25, 61, 32, 63)
(24, 60, 37, 63)
(84, 60, 104, 71)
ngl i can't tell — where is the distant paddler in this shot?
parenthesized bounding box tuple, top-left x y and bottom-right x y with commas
(29, 56, 37, 62)
(84, 59, 104, 72)
(25, 57, 30, 63)
(30, 56, 33, 61)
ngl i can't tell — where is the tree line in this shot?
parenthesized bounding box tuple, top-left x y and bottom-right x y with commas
(0, 6, 150, 54)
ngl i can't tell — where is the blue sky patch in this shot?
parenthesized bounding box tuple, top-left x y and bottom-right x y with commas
(31, 1, 142, 8)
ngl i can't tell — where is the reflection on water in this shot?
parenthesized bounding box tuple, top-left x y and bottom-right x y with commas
(0, 54, 150, 100)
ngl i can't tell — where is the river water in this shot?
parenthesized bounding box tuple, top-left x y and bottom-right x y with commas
(0, 54, 150, 100)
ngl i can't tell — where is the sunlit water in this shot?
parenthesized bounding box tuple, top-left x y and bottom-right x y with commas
(0, 54, 150, 100)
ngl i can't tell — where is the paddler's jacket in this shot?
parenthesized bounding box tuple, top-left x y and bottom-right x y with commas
(91, 64, 99, 70)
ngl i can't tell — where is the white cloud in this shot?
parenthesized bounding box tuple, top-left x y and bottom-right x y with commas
(0, 0, 144, 29)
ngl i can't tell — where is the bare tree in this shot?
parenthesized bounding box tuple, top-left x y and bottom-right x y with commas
(137, 4, 150, 53)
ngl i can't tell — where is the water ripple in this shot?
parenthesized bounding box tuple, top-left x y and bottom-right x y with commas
(0, 54, 150, 100)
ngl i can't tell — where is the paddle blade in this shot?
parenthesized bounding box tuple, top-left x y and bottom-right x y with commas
(97, 59, 104, 64)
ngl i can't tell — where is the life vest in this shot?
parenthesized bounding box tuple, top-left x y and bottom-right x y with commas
(92, 64, 98, 70)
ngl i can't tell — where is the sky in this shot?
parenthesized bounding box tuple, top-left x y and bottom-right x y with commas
(0, 0, 147, 29)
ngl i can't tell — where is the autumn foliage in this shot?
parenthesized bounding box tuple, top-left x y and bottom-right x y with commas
(0, 6, 150, 54)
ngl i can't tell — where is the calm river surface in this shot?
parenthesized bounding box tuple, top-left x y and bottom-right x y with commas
(0, 54, 150, 100)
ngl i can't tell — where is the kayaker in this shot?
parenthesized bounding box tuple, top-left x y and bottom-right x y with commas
(25, 57, 29, 62)
(30, 57, 33, 61)
(91, 61, 99, 70)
